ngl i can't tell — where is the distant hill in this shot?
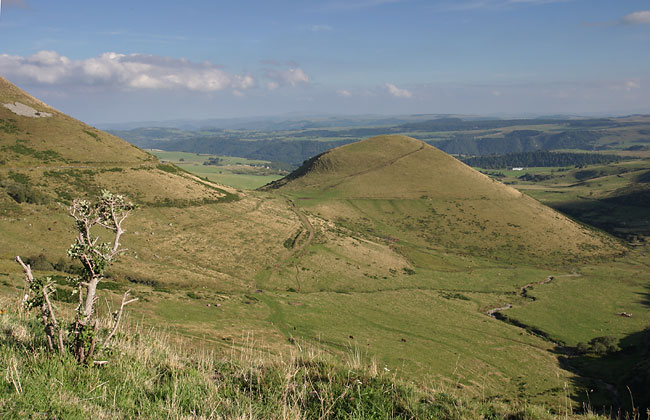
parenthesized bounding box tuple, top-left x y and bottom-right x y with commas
(108, 113, 650, 166)
(265, 135, 621, 263)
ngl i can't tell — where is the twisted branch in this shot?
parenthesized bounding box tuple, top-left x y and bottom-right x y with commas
(103, 290, 138, 348)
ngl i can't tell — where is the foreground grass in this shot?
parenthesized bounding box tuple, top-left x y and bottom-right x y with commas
(0, 299, 608, 420)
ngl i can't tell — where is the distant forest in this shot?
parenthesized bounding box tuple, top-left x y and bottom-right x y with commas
(435, 130, 602, 156)
(461, 151, 623, 169)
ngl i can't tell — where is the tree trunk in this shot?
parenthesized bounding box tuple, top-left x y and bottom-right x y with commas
(74, 276, 100, 363)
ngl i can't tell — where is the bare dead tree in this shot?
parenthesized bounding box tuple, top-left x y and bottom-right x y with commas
(67, 190, 135, 363)
(15, 190, 136, 364)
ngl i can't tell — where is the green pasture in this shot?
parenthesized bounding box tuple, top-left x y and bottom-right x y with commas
(151, 149, 272, 166)
(150, 150, 284, 189)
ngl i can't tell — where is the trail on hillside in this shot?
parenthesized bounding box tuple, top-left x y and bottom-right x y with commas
(321, 144, 425, 192)
(286, 198, 315, 256)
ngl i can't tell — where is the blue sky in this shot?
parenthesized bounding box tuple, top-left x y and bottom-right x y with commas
(1, 0, 649, 123)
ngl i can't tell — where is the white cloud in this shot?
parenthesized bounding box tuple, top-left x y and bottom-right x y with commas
(0, 50, 256, 93)
(264, 66, 310, 88)
(621, 10, 650, 25)
(337, 89, 352, 97)
(385, 83, 412, 98)
(624, 80, 641, 91)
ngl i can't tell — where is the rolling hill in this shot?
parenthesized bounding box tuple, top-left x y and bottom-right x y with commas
(1, 78, 647, 413)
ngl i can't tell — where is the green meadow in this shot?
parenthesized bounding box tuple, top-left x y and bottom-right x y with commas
(151, 150, 284, 189)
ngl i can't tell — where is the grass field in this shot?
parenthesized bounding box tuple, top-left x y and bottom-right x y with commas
(150, 150, 284, 189)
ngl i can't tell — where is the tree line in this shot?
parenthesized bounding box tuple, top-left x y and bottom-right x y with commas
(461, 151, 622, 169)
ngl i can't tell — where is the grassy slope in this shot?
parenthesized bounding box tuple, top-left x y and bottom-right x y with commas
(269, 135, 621, 263)
(1, 296, 611, 420)
(0, 79, 647, 413)
(499, 160, 650, 240)
(252, 135, 641, 405)
(472, 159, 650, 410)
(0, 76, 238, 207)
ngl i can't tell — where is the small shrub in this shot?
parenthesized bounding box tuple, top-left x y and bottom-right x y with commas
(8, 171, 30, 184)
(441, 292, 470, 301)
(588, 336, 619, 355)
(576, 341, 589, 354)
(186, 291, 201, 300)
(576, 336, 620, 355)
(4, 181, 48, 204)
(83, 129, 100, 141)
(24, 254, 53, 271)
(125, 275, 160, 288)
(156, 163, 180, 174)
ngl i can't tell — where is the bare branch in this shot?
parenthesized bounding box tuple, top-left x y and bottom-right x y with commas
(103, 290, 138, 347)
(42, 284, 65, 355)
(15, 256, 34, 284)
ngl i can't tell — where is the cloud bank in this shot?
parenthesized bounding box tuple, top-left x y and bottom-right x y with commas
(0, 51, 312, 93)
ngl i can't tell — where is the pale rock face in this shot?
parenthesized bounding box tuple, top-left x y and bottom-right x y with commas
(3, 101, 53, 118)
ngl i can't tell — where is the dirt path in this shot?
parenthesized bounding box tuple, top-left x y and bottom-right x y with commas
(322, 144, 425, 192)
(287, 198, 315, 256)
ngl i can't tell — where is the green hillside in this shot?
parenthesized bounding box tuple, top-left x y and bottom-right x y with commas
(0, 75, 232, 207)
(0, 296, 610, 419)
(1, 79, 648, 416)
(265, 135, 621, 264)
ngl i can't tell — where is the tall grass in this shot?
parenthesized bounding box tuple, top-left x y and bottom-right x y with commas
(0, 296, 609, 420)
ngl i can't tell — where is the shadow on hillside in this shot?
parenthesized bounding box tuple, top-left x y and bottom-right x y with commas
(638, 285, 650, 309)
(552, 191, 650, 241)
(556, 328, 650, 419)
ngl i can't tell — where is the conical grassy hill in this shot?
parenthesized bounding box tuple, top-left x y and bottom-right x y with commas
(266, 135, 621, 264)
